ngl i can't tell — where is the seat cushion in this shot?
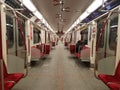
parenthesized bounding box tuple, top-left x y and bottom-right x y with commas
(40, 53, 44, 57)
(45, 45, 50, 54)
(5, 81, 14, 90)
(98, 74, 120, 84)
(70, 45, 75, 54)
(75, 53, 81, 58)
(108, 83, 120, 90)
(0, 81, 14, 90)
(5, 73, 24, 83)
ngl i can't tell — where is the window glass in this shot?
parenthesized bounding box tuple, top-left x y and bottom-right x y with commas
(33, 27, 40, 44)
(18, 19, 25, 47)
(6, 15, 14, 48)
(97, 20, 105, 48)
(81, 29, 88, 45)
(109, 16, 118, 50)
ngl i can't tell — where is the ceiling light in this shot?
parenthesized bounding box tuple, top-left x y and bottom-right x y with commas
(23, 0, 36, 12)
(87, 0, 107, 13)
(19, 0, 55, 33)
(65, 0, 107, 34)
(80, 11, 89, 20)
(62, 8, 65, 11)
(60, 1, 62, 4)
(34, 11, 43, 20)
(59, 14, 62, 17)
(76, 18, 80, 24)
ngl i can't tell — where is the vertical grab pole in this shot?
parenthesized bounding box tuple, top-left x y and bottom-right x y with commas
(12, 10, 28, 77)
(0, 60, 4, 90)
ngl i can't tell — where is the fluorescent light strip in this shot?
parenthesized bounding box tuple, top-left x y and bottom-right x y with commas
(20, 0, 55, 33)
(79, 11, 89, 21)
(66, 0, 107, 34)
(23, 0, 36, 12)
(87, 0, 107, 13)
(34, 11, 43, 20)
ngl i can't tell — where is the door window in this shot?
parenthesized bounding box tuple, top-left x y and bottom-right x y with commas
(6, 15, 14, 48)
(18, 19, 25, 47)
(33, 27, 41, 44)
(109, 16, 118, 50)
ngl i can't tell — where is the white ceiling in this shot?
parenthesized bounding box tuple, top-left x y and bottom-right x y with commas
(32, 0, 93, 33)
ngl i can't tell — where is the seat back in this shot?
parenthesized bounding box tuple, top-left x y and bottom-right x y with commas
(52, 42, 55, 46)
(64, 42, 68, 46)
(31, 46, 41, 58)
(45, 44, 50, 54)
(70, 44, 75, 54)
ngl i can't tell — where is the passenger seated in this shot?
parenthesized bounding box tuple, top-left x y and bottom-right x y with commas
(83, 40, 87, 45)
(75, 40, 82, 53)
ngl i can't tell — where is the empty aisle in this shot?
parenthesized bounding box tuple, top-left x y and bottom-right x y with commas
(12, 41, 108, 90)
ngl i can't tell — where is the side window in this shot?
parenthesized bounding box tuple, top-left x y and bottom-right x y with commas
(109, 16, 118, 50)
(6, 15, 14, 49)
(97, 21, 105, 48)
(33, 27, 40, 44)
(84, 30, 88, 44)
(81, 29, 88, 45)
(18, 19, 25, 47)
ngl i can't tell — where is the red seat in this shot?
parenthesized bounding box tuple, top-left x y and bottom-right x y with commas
(64, 42, 68, 46)
(70, 44, 75, 54)
(4, 73, 24, 83)
(98, 74, 120, 84)
(32, 46, 44, 58)
(3, 60, 24, 83)
(45, 44, 50, 54)
(52, 42, 55, 46)
(0, 81, 15, 90)
(108, 83, 120, 90)
(40, 53, 45, 57)
(75, 53, 81, 58)
(98, 61, 120, 90)
(0, 63, 15, 90)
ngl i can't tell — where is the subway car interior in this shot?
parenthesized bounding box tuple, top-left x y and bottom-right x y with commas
(0, 0, 120, 90)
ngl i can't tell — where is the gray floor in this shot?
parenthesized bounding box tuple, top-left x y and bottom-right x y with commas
(12, 42, 109, 90)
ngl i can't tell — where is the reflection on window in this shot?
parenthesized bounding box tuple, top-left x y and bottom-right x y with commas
(109, 16, 118, 50)
(33, 27, 40, 44)
(18, 19, 25, 47)
(6, 15, 14, 48)
(97, 21, 104, 48)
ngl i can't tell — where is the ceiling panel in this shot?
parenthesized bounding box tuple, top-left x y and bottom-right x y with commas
(32, 0, 93, 33)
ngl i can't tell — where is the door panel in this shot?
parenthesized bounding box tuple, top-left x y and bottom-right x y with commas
(6, 11, 25, 73)
(96, 14, 118, 74)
